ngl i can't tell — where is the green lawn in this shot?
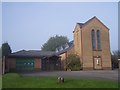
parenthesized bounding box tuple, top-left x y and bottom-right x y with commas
(2, 73, 118, 88)
(0, 75, 2, 89)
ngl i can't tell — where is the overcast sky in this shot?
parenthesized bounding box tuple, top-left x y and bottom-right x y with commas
(2, 2, 118, 52)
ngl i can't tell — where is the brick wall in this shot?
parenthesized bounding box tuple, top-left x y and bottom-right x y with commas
(34, 58, 41, 71)
(59, 53, 67, 70)
(6, 57, 42, 72)
(5, 58, 16, 72)
(73, 17, 111, 70)
(74, 24, 82, 57)
(67, 47, 74, 56)
(59, 47, 74, 70)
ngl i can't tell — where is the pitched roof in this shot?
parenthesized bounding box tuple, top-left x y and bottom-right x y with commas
(83, 16, 109, 30)
(74, 16, 109, 32)
(56, 40, 74, 55)
(8, 50, 58, 58)
(57, 44, 73, 55)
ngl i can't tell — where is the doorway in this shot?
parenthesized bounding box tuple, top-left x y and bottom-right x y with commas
(93, 57, 102, 70)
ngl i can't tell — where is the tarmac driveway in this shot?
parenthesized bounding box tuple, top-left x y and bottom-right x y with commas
(21, 70, 118, 82)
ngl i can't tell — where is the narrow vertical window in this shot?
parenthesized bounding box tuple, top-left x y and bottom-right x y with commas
(97, 30, 101, 50)
(91, 30, 95, 50)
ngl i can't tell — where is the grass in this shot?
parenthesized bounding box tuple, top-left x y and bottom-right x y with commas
(0, 75, 2, 89)
(2, 73, 118, 88)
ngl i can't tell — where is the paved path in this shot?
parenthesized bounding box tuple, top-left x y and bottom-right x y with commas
(21, 70, 118, 82)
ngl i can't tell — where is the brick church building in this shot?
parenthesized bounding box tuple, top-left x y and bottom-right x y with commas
(57, 16, 112, 70)
(4, 16, 112, 73)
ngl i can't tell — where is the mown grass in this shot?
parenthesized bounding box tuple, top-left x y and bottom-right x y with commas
(0, 75, 2, 89)
(2, 73, 118, 88)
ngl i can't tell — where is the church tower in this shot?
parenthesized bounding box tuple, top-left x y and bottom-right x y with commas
(73, 16, 111, 70)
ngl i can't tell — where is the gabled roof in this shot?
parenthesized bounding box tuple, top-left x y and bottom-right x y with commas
(74, 16, 109, 32)
(8, 50, 58, 58)
(83, 16, 109, 30)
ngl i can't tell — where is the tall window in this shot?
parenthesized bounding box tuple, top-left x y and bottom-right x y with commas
(97, 30, 101, 50)
(91, 30, 95, 50)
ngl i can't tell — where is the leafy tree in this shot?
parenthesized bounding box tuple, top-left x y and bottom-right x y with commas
(111, 50, 120, 69)
(0, 47, 1, 58)
(41, 35, 69, 51)
(1, 42, 12, 58)
(65, 54, 81, 71)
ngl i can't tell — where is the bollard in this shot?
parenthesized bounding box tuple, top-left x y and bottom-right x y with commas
(61, 77, 64, 83)
(57, 77, 64, 83)
(58, 77, 61, 83)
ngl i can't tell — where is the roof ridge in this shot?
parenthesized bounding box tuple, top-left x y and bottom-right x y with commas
(75, 16, 109, 30)
(82, 16, 96, 27)
(82, 16, 109, 30)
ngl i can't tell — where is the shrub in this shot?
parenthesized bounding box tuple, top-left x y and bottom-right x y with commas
(65, 54, 81, 71)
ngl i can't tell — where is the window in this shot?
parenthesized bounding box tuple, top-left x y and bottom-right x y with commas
(56, 48, 58, 52)
(60, 46, 63, 51)
(65, 43, 69, 49)
(97, 30, 101, 50)
(91, 30, 95, 50)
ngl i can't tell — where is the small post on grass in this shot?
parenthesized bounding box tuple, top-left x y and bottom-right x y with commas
(61, 77, 64, 83)
(57, 77, 64, 83)
(58, 77, 61, 83)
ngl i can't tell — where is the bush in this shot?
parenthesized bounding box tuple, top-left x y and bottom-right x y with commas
(111, 50, 120, 69)
(65, 54, 81, 71)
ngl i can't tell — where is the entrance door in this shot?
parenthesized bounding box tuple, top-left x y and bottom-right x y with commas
(94, 57, 102, 69)
(16, 58, 34, 71)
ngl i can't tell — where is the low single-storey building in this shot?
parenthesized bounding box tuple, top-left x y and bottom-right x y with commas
(5, 50, 61, 72)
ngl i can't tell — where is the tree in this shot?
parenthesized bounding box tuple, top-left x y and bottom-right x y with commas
(0, 47, 1, 58)
(41, 35, 69, 51)
(65, 54, 81, 71)
(111, 50, 120, 69)
(1, 42, 12, 58)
